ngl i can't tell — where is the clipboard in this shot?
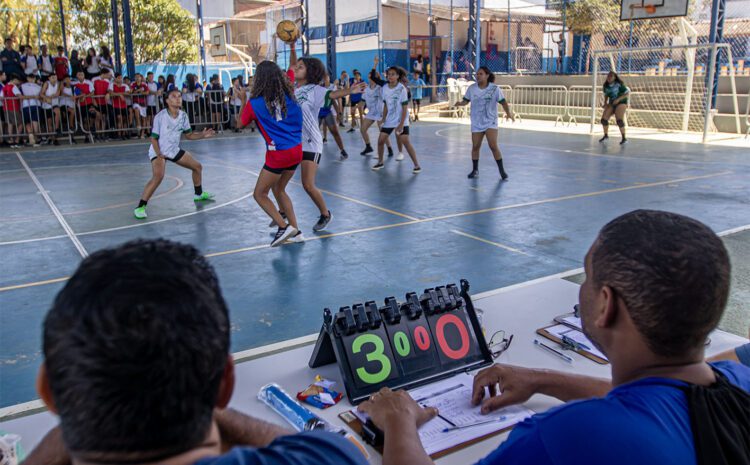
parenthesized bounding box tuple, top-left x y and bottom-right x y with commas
(536, 324, 609, 365)
(337, 409, 517, 459)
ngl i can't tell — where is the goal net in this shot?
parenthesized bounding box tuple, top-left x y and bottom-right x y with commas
(589, 43, 741, 137)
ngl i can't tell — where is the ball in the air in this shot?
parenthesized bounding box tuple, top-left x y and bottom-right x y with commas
(276, 20, 300, 43)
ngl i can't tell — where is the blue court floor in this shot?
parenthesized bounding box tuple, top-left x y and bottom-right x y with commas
(2, 121, 750, 408)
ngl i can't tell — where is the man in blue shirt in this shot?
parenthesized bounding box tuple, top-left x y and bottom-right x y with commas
(24, 240, 367, 465)
(360, 210, 750, 465)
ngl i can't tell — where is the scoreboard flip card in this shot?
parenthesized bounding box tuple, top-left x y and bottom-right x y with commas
(309, 279, 493, 404)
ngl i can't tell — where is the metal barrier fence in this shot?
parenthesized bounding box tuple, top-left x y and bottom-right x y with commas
(566, 85, 603, 126)
(1, 89, 232, 145)
(1, 95, 79, 146)
(512, 85, 567, 125)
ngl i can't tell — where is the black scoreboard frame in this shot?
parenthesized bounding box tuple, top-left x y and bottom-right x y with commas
(309, 279, 494, 405)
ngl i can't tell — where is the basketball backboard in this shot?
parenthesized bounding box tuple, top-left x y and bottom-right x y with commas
(620, 0, 689, 21)
(210, 24, 227, 57)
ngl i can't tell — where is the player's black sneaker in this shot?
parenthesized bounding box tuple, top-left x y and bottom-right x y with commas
(620, 138, 628, 145)
(599, 135, 609, 143)
(313, 211, 333, 232)
(468, 170, 479, 179)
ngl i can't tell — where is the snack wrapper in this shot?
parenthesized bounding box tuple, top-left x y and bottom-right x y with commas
(296, 375, 343, 409)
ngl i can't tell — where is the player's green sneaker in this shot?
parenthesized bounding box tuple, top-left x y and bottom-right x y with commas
(194, 191, 215, 202)
(134, 206, 147, 219)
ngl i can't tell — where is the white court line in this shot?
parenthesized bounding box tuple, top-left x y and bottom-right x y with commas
(719, 224, 750, 236)
(450, 229, 528, 255)
(15, 152, 88, 258)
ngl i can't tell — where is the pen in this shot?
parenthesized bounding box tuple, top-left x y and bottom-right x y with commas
(534, 339, 574, 363)
(441, 416, 507, 433)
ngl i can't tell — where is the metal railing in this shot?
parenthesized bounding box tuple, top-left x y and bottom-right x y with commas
(512, 85, 567, 125)
(566, 85, 604, 126)
(75, 89, 230, 140)
(1, 95, 78, 146)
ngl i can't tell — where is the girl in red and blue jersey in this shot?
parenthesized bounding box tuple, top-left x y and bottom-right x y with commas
(238, 61, 303, 247)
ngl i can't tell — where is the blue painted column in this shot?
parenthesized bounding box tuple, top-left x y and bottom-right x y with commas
(122, 0, 136, 77)
(301, 0, 310, 56)
(475, 0, 481, 74)
(197, 0, 208, 82)
(560, 0, 567, 74)
(468, 0, 477, 78)
(58, 0, 68, 56)
(707, 0, 726, 107)
(326, 0, 336, 77)
(110, 0, 122, 74)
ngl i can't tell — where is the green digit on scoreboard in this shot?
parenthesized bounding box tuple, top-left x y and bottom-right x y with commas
(352, 333, 393, 384)
(393, 331, 411, 357)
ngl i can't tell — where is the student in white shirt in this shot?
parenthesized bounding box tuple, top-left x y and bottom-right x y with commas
(133, 88, 216, 220)
(372, 66, 421, 173)
(455, 66, 514, 180)
(40, 73, 62, 144)
(59, 76, 77, 138)
(145, 72, 159, 129)
(98, 46, 114, 74)
(286, 49, 365, 233)
(38, 44, 54, 81)
(21, 45, 39, 77)
(85, 47, 100, 79)
(181, 73, 203, 127)
(21, 74, 43, 145)
(359, 66, 393, 157)
(227, 77, 243, 132)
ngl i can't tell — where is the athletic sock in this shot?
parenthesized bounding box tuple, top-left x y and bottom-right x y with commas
(495, 158, 505, 173)
(194, 185, 203, 196)
(472, 159, 479, 171)
(138, 199, 147, 208)
(387, 147, 394, 156)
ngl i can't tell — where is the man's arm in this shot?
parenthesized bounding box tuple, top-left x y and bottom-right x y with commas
(471, 364, 611, 413)
(214, 408, 292, 451)
(23, 426, 71, 465)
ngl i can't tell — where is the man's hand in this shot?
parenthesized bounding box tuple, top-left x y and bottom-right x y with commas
(471, 364, 543, 414)
(358, 387, 438, 431)
(201, 128, 216, 139)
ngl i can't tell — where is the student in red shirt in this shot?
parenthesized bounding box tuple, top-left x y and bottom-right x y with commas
(2, 74, 23, 147)
(73, 70, 98, 141)
(131, 73, 149, 138)
(53, 46, 69, 80)
(92, 69, 113, 139)
(108, 73, 130, 140)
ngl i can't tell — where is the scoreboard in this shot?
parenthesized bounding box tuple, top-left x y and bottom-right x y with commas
(309, 280, 493, 404)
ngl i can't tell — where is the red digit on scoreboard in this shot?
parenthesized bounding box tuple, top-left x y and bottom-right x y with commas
(413, 325, 431, 351)
(435, 313, 470, 360)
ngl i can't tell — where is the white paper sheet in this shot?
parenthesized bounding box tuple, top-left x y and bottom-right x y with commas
(353, 373, 534, 456)
(544, 324, 608, 361)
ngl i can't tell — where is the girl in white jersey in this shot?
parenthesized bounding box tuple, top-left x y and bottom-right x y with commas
(359, 68, 393, 157)
(281, 50, 365, 232)
(372, 66, 421, 173)
(455, 66, 514, 180)
(40, 74, 62, 145)
(133, 88, 216, 220)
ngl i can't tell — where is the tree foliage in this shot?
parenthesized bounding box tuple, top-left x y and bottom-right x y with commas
(0, 0, 198, 63)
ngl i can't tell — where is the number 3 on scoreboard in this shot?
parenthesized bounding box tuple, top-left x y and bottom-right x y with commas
(352, 333, 393, 384)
